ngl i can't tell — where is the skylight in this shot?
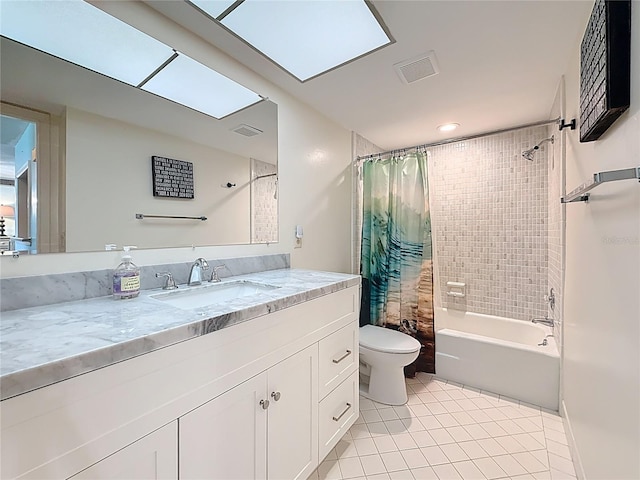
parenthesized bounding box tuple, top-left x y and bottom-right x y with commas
(141, 53, 262, 119)
(0, 0, 264, 119)
(214, 0, 392, 81)
(0, 0, 174, 87)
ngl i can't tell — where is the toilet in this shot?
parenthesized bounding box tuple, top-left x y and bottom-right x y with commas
(359, 324, 421, 406)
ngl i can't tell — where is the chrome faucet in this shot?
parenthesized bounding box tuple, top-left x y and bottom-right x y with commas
(532, 316, 555, 328)
(188, 258, 210, 286)
(210, 264, 227, 283)
(156, 272, 178, 290)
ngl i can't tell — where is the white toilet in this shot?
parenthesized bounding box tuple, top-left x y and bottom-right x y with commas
(359, 324, 421, 406)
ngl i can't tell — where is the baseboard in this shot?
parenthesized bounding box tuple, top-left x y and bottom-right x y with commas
(561, 399, 586, 480)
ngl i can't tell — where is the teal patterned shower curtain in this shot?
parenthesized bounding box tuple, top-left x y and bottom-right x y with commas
(360, 152, 435, 374)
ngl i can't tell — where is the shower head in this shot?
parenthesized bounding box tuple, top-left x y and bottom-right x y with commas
(522, 135, 554, 161)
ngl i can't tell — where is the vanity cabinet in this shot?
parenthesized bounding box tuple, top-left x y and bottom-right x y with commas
(1, 284, 359, 480)
(180, 345, 318, 480)
(68, 422, 177, 480)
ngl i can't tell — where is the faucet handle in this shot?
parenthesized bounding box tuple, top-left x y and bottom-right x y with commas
(156, 272, 178, 290)
(210, 264, 227, 283)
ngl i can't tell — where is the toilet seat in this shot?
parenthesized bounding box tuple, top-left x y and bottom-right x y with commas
(359, 325, 421, 354)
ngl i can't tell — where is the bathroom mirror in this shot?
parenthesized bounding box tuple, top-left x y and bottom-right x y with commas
(0, 36, 278, 254)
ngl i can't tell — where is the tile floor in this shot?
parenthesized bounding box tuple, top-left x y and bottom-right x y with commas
(309, 373, 576, 480)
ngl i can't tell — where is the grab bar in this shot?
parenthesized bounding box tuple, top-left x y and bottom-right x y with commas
(136, 214, 207, 221)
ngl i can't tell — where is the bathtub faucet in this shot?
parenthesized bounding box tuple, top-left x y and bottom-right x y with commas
(531, 316, 555, 328)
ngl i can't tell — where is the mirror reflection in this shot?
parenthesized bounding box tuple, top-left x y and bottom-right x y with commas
(0, 37, 278, 254)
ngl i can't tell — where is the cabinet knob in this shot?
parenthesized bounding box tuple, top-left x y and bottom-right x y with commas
(260, 399, 270, 410)
(271, 391, 281, 401)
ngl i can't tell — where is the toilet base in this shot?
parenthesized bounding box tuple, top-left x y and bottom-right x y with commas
(359, 367, 409, 406)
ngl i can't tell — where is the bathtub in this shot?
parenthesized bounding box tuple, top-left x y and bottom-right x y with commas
(435, 308, 559, 411)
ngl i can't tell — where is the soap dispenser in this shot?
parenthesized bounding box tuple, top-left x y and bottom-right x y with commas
(113, 246, 140, 299)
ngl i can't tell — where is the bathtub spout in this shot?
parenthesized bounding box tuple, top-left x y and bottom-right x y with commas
(532, 316, 555, 328)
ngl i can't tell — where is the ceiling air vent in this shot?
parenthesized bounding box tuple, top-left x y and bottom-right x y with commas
(394, 51, 440, 85)
(231, 124, 263, 137)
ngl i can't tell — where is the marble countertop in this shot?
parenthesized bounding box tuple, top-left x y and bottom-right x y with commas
(0, 269, 360, 400)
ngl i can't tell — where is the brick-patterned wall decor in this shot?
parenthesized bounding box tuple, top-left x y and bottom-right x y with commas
(429, 125, 550, 321)
(251, 158, 278, 243)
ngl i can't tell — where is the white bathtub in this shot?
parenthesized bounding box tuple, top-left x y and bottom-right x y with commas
(435, 308, 559, 411)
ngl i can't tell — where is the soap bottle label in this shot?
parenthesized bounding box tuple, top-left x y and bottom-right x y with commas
(120, 275, 140, 292)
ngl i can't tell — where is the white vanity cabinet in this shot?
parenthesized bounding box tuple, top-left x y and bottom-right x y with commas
(180, 345, 318, 480)
(0, 284, 359, 480)
(68, 422, 177, 480)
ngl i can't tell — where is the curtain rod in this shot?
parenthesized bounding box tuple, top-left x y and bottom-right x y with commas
(355, 118, 560, 162)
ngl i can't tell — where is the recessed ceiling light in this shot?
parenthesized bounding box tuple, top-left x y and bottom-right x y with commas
(141, 53, 262, 119)
(216, 0, 392, 81)
(0, 0, 174, 86)
(437, 123, 460, 132)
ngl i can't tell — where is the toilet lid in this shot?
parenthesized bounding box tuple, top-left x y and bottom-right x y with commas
(359, 325, 421, 354)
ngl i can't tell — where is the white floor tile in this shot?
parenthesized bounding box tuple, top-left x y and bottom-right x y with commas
(442, 400, 466, 413)
(530, 449, 550, 469)
(464, 423, 492, 440)
(350, 424, 372, 439)
(335, 439, 359, 459)
(458, 440, 490, 460)
(360, 398, 377, 410)
(392, 433, 418, 451)
(484, 408, 510, 422)
(494, 434, 528, 454)
(367, 473, 391, 480)
(440, 442, 470, 463)
(471, 397, 496, 410)
(476, 438, 508, 456)
(433, 413, 459, 428)
(473, 457, 508, 480)
(400, 448, 429, 469)
(410, 404, 432, 417)
(462, 386, 482, 397)
(380, 451, 409, 472)
(512, 451, 549, 473)
(338, 457, 365, 479)
(431, 390, 453, 402)
(374, 434, 399, 453)
(393, 405, 413, 419)
(544, 428, 568, 446)
(496, 419, 526, 435)
(550, 469, 577, 480)
(545, 439, 571, 460)
(418, 415, 443, 430)
(492, 454, 528, 476)
(467, 408, 493, 423)
(385, 419, 409, 435)
(428, 428, 456, 445)
(499, 405, 525, 419)
(318, 459, 342, 480)
(452, 460, 487, 480)
(402, 417, 426, 432)
(480, 421, 509, 437)
(389, 469, 415, 480)
(417, 392, 440, 404)
(353, 437, 378, 456)
(362, 410, 383, 423)
(359, 454, 387, 476)
(425, 402, 449, 415)
(368, 422, 390, 437)
(447, 389, 468, 400)
(451, 410, 477, 425)
(548, 453, 576, 476)
(410, 430, 437, 448)
(532, 471, 552, 480)
(514, 417, 544, 433)
(420, 445, 450, 466)
(409, 466, 439, 479)
(378, 408, 400, 421)
(530, 431, 547, 448)
(511, 432, 546, 451)
(510, 475, 536, 480)
(432, 462, 463, 480)
(542, 416, 564, 432)
(446, 425, 474, 443)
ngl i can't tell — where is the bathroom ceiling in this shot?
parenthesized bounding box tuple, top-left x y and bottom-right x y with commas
(147, 0, 594, 151)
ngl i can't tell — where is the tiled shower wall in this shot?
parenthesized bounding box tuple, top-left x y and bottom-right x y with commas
(251, 158, 278, 243)
(548, 129, 564, 351)
(429, 125, 550, 321)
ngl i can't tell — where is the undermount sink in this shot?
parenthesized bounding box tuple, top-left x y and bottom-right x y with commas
(150, 280, 279, 310)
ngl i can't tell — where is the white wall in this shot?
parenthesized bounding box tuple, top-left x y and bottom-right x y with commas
(0, 2, 352, 276)
(562, 3, 640, 479)
(65, 108, 251, 251)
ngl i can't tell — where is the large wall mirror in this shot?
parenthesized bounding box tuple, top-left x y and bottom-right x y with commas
(0, 34, 278, 255)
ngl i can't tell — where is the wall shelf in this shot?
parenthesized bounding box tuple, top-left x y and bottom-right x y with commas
(561, 167, 640, 204)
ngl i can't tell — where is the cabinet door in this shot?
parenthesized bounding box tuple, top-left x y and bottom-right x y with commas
(68, 422, 177, 480)
(267, 345, 318, 480)
(179, 372, 268, 480)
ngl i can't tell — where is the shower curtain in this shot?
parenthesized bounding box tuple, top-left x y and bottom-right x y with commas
(360, 151, 435, 375)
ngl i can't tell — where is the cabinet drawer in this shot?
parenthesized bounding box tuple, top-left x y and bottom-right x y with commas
(318, 371, 359, 461)
(318, 323, 358, 399)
